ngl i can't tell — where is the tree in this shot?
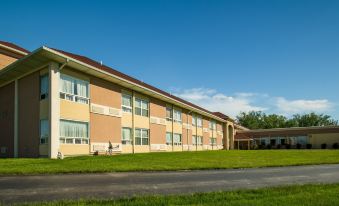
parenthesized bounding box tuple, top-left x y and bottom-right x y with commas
(290, 112, 338, 127)
(236, 111, 338, 129)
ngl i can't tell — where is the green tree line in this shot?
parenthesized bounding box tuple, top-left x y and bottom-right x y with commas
(236, 111, 338, 130)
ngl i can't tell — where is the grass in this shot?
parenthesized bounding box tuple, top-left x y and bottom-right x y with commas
(2, 150, 339, 175)
(15, 183, 339, 206)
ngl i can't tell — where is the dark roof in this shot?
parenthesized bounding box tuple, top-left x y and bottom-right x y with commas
(236, 126, 339, 138)
(213, 112, 232, 121)
(50, 48, 225, 120)
(0, 41, 30, 54)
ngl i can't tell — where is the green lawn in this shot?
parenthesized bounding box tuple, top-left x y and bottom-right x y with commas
(16, 184, 339, 206)
(2, 150, 339, 175)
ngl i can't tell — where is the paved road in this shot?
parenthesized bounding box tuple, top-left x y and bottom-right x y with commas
(1, 164, 339, 204)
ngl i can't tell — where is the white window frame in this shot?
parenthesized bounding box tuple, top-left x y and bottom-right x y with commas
(122, 94, 132, 113)
(197, 116, 202, 128)
(173, 133, 182, 146)
(135, 98, 149, 117)
(192, 115, 197, 126)
(122, 127, 132, 145)
(135, 128, 149, 145)
(59, 74, 90, 104)
(166, 132, 172, 145)
(173, 109, 182, 123)
(166, 107, 173, 122)
(209, 137, 217, 146)
(59, 119, 89, 145)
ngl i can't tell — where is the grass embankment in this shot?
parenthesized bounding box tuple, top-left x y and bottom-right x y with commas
(2, 150, 339, 175)
(17, 184, 339, 206)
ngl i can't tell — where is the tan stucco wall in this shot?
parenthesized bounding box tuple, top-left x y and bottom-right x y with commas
(310, 133, 339, 148)
(0, 82, 14, 157)
(91, 77, 121, 108)
(150, 98, 166, 144)
(18, 72, 40, 157)
(121, 113, 132, 127)
(135, 115, 149, 129)
(90, 113, 121, 143)
(0, 52, 17, 70)
(60, 99, 90, 121)
(203, 118, 210, 145)
(134, 145, 150, 153)
(59, 144, 89, 156)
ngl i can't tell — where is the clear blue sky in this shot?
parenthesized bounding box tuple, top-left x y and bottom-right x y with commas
(1, 0, 339, 119)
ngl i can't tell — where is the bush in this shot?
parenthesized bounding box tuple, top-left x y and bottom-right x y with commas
(321, 144, 327, 149)
(306, 144, 312, 149)
(333, 143, 339, 149)
(266, 144, 272, 149)
(296, 144, 302, 149)
(277, 144, 281, 149)
(258, 144, 265, 149)
(285, 144, 291, 149)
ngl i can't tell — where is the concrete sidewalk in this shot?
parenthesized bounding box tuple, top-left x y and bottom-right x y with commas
(1, 164, 339, 204)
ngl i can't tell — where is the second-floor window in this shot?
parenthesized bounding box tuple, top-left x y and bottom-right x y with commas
(60, 74, 89, 104)
(173, 109, 182, 123)
(135, 98, 149, 117)
(166, 107, 173, 121)
(122, 94, 132, 113)
(197, 116, 202, 128)
(209, 120, 216, 130)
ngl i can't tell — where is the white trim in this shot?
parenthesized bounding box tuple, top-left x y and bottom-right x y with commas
(0, 43, 28, 56)
(41, 47, 229, 123)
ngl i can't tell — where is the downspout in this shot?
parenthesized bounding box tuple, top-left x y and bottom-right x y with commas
(132, 91, 135, 154)
(186, 111, 193, 151)
(171, 104, 174, 152)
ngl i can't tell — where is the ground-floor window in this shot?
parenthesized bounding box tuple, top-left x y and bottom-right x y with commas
(173, 133, 182, 146)
(166, 132, 172, 145)
(135, 128, 149, 145)
(40, 119, 49, 144)
(59, 119, 89, 144)
(122, 127, 132, 145)
(192, 135, 203, 146)
(209, 137, 217, 146)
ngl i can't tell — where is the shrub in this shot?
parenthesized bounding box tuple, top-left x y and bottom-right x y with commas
(321, 143, 327, 149)
(266, 144, 272, 149)
(306, 144, 312, 149)
(285, 144, 291, 149)
(258, 144, 265, 149)
(296, 144, 302, 149)
(277, 144, 281, 149)
(333, 143, 339, 149)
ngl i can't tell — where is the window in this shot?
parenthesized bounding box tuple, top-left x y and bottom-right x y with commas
(59, 74, 89, 104)
(135, 128, 149, 145)
(173, 133, 182, 146)
(166, 107, 173, 121)
(166, 132, 172, 145)
(197, 116, 202, 128)
(193, 135, 203, 146)
(122, 127, 132, 145)
(135, 98, 149, 117)
(40, 119, 49, 144)
(173, 109, 182, 123)
(40, 75, 49, 100)
(209, 120, 216, 130)
(192, 115, 197, 126)
(209, 137, 217, 146)
(59, 120, 89, 144)
(122, 94, 132, 113)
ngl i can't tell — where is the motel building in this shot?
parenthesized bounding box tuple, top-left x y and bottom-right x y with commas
(0, 41, 236, 158)
(1, 41, 339, 158)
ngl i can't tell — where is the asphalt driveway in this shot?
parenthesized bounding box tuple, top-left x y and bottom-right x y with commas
(1, 164, 339, 204)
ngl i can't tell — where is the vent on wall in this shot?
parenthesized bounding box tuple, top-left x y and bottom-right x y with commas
(91, 103, 122, 118)
(150, 116, 167, 126)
